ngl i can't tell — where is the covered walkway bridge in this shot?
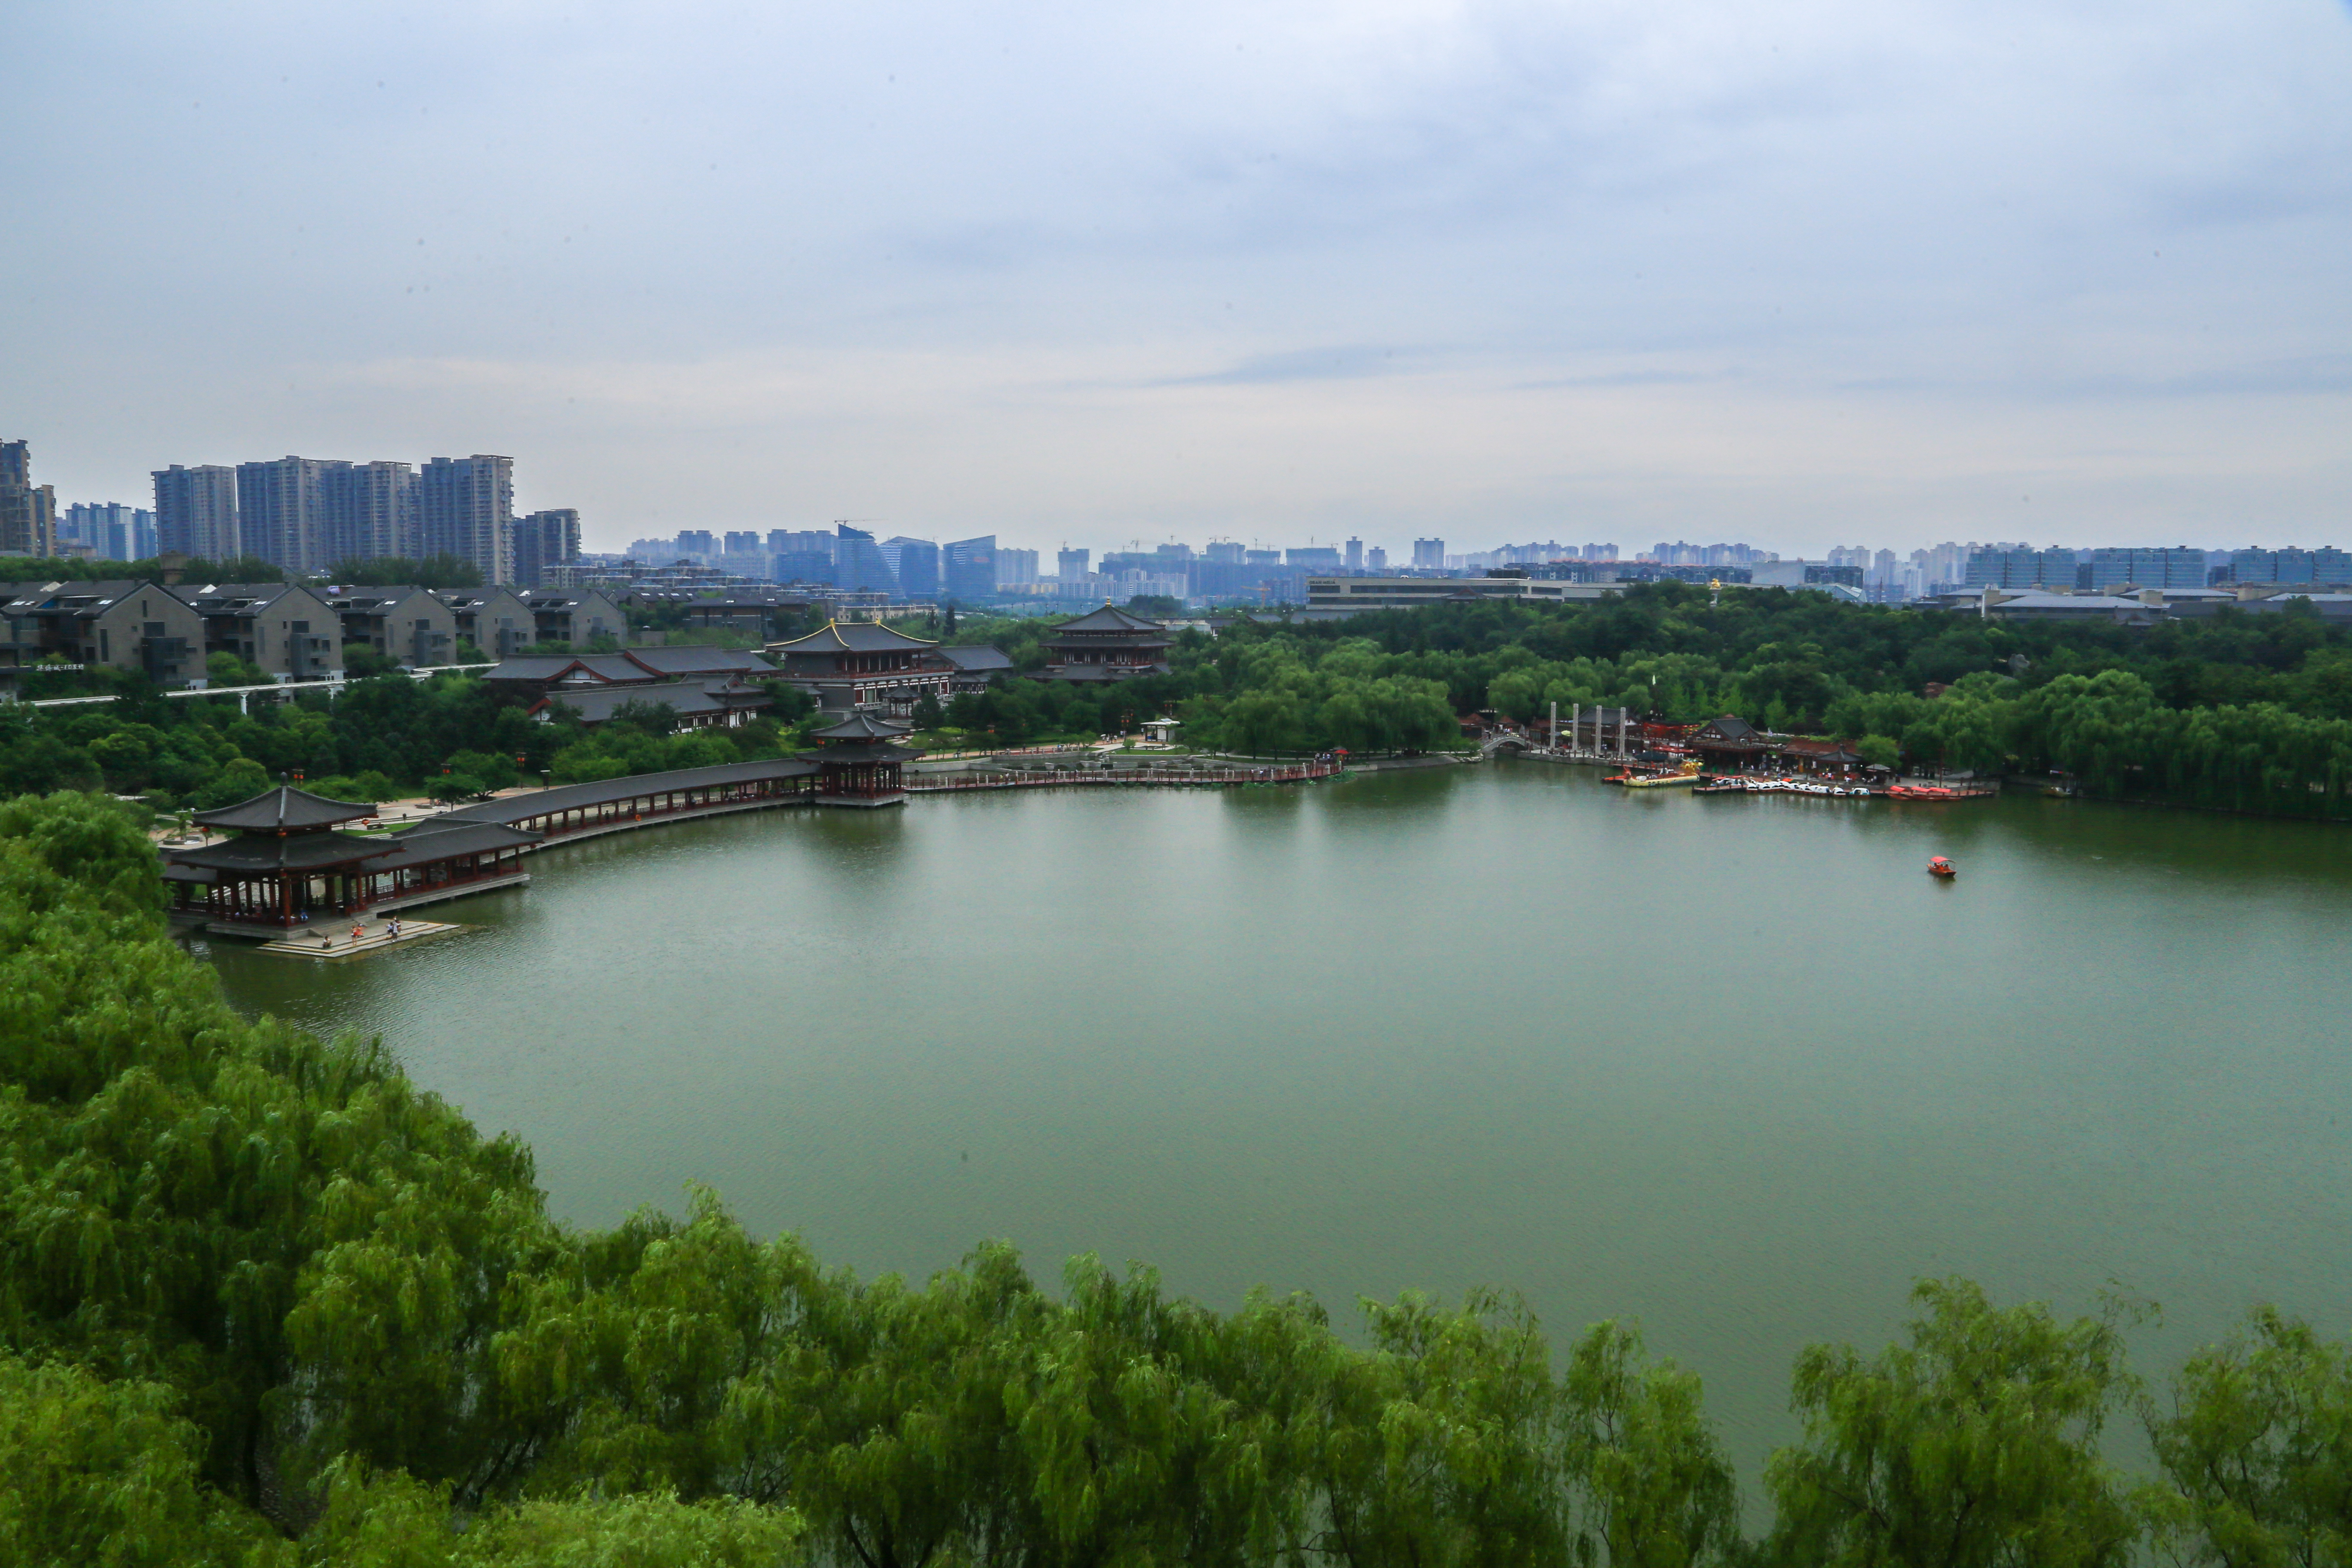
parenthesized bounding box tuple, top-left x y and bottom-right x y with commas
(436, 757, 823, 845)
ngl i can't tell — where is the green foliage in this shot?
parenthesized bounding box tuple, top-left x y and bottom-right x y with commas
(208, 650, 269, 688)
(325, 555, 486, 591)
(0, 1354, 276, 1568)
(1761, 1277, 2141, 1568)
(2142, 1307, 2352, 1568)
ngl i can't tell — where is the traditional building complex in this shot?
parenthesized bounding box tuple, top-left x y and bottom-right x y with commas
(766, 620, 956, 713)
(481, 645, 775, 729)
(164, 784, 539, 933)
(1037, 603, 1173, 682)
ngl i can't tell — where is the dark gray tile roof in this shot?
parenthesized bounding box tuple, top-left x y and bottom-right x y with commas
(1051, 604, 1167, 634)
(771, 621, 939, 655)
(372, 819, 542, 869)
(167, 831, 395, 873)
(433, 759, 823, 824)
(623, 645, 773, 676)
(536, 680, 742, 722)
(940, 644, 1014, 671)
(193, 784, 377, 831)
(809, 712, 913, 740)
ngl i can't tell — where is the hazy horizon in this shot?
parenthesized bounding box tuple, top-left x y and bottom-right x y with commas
(9, 0, 2349, 560)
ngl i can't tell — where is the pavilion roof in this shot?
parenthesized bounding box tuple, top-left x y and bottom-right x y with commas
(800, 742, 922, 764)
(809, 712, 913, 741)
(771, 620, 940, 655)
(371, 819, 543, 870)
(166, 831, 396, 873)
(1050, 603, 1168, 634)
(1695, 714, 1759, 742)
(193, 784, 376, 832)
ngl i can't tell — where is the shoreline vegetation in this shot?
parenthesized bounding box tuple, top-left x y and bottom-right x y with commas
(3, 789, 2347, 1565)
(8, 584, 2352, 828)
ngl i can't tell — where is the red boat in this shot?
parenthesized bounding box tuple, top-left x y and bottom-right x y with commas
(1928, 856, 1957, 879)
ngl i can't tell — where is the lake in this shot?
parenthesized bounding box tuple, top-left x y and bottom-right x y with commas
(204, 761, 2352, 1481)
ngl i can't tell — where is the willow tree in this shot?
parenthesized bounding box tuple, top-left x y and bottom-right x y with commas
(1761, 1278, 2141, 1568)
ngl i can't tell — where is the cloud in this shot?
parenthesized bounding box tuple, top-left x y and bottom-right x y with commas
(5, 0, 2349, 554)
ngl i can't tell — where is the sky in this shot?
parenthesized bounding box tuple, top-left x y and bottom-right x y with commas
(8, 0, 2351, 560)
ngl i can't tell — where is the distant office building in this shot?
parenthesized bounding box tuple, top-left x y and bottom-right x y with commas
(1243, 548, 1281, 567)
(943, 534, 996, 602)
(1366, 546, 1387, 573)
(511, 508, 581, 588)
(2229, 547, 2352, 586)
(1287, 546, 1344, 570)
(996, 547, 1039, 588)
(769, 529, 836, 586)
(1203, 541, 1246, 565)
(1057, 547, 1091, 581)
(723, 530, 761, 555)
(61, 502, 158, 561)
(883, 536, 941, 598)
(677, 530, 717, 558)
(417, 455, 515, 583)
(1965, 547, 2077, 590)
(833, 524, 897, 594)
(153, 464, 241, 561)
(0, 440, 58, 557)
(1344, 538, 1364, 570)
(1412, 537, 1446, 570)
(2085, 547, 2204, 590)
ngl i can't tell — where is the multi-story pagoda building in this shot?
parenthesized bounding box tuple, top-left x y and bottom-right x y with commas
(163, 783, 538, 933)
(798, 713, 922, 806)
(766, 619, 955, 714)
(1036, 604, 1172, 683)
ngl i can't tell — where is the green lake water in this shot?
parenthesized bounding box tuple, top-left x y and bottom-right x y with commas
(205, 762, 2352, 1480)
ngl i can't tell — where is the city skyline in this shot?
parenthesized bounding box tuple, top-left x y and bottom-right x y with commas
(7, 2, 2347, 560)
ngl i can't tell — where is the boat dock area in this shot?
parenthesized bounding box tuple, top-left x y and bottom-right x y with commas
(253, 916, 462, 959)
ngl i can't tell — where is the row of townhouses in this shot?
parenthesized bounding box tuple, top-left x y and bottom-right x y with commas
(0, 579, 628, 685)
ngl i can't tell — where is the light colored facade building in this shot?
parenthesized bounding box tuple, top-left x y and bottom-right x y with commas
(995, 547, 1039, 588)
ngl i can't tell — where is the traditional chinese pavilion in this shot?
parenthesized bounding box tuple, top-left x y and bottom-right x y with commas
(163, 783, 539, 934)
(797, 713, 922, 806)
(1036, 603, 1173, 683)
(766, 620, 954, 713)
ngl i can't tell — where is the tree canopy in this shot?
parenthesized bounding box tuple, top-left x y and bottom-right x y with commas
(1, 790, 2347, 1561)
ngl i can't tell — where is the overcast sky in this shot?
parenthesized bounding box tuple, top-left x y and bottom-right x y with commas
(9, 0, 2350, 558)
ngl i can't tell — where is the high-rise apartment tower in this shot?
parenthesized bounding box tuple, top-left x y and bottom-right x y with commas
(417, 455, 514, 584)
